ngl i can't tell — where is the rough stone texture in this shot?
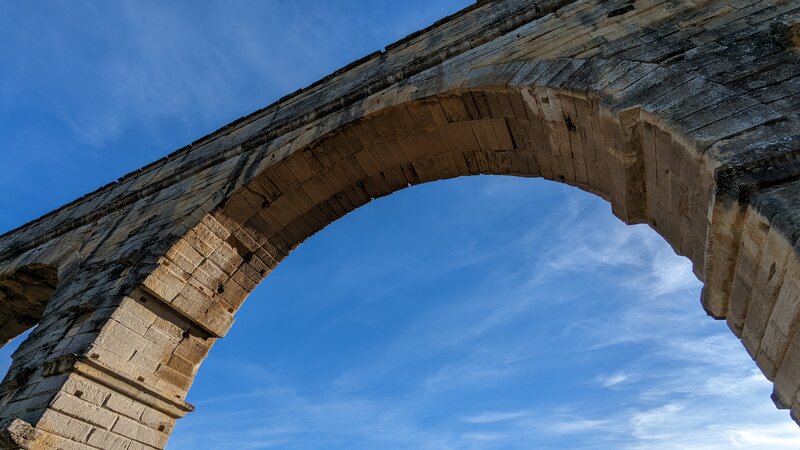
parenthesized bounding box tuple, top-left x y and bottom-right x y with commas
(1, 0, 799, 447)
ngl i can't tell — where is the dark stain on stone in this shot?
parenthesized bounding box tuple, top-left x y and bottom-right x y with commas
(772, 21, 800, 49)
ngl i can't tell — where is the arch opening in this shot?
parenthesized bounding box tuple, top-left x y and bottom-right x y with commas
(135, 82, 716, 376)
(0, 265, 58, 349)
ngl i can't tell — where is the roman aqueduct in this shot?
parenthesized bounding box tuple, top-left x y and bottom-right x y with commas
(2, 0, 800, 448)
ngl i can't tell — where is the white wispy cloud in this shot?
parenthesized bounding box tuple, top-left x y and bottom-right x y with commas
(596, 371, 637, 388)
(462, 411, 527, 424)
(2, 0, 456, 153)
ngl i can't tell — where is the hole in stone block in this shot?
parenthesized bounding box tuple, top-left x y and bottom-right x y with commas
(137, 376, 145, 382)
(564, 115, 577, 132)
(608, 4, 635, 18)
(217, 284, 225, 294)
(259, 269, 267, 276)
(90, 353, 100, 359)
(75, 390, 83, 398)
(158, 425, 166, 432)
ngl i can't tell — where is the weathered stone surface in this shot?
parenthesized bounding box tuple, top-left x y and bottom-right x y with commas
(1, 0, 800, 448)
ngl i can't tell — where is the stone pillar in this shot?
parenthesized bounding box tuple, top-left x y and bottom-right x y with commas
(0, 259, 205, 449)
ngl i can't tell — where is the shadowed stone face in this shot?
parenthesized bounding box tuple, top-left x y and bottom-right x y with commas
(2, 0, 800, 448)
(0, 266, 57, 349)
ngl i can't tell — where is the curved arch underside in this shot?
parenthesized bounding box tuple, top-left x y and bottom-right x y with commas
(210, 85, 711, 326)
(0, 265, 58, 348)
(2, 1, 800, 449)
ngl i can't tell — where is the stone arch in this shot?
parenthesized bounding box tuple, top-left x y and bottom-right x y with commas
(0, 264, 59, 348)
(3, 51, 799, 448)
(142, 59, 722, 341)
(130, 60, 729, 415)
(123, 60, 800, 442)
(1, 0, 800, 446)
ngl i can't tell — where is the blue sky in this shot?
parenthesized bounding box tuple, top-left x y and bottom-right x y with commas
(1, 1, 799, 449)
